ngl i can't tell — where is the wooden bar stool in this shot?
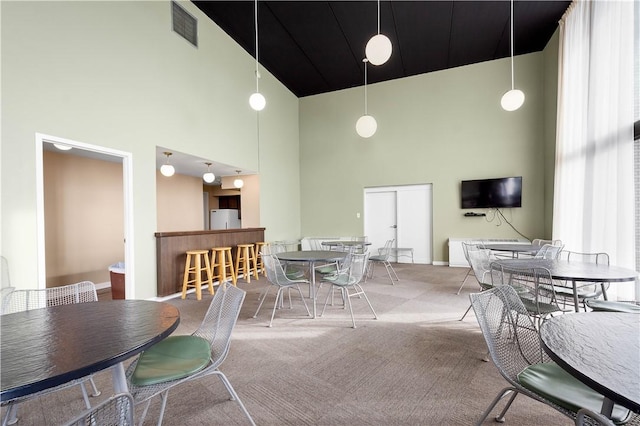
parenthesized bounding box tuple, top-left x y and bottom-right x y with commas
(254, 242, 268, 276)
(182, 250, 214, 300)
(235, 244, 259, 283)
(210, 247, 237, 286)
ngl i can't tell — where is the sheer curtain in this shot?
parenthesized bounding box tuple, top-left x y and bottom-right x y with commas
(553, 0, 636, 299)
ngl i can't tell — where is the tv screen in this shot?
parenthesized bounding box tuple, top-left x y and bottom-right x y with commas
(461, 176, 522, 209)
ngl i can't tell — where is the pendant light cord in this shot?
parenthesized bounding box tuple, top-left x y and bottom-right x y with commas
(364, 60, 368, 115)
(509, 0, 515, 90)
(254, 0, 260, 93)
(377, 0, 381, 35)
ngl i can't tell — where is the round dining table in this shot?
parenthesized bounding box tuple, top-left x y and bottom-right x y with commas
(483, 243, 540, 258)
(1, 300, 180, 402)
(276, 250, 347, 318)
(540, 312, 640, 417)
(494, 258, 638, 311)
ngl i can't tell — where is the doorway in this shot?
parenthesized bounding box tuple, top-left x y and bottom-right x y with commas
(364, 184, 432, 264)
(35, 133, 135, 297)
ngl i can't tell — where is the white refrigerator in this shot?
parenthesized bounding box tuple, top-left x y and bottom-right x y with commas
(210, 209, 241, 230)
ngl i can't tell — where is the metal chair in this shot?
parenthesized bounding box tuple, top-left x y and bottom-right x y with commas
(489, 263, 569, 328)
(1, 282, 101, 426)
(533, 243, 564, 259)
(575, 408, 616, 426)
(470, 286, 632, 426)
(557, 251, 611, 310)
(367, 239, 399, 284)
(253, 253, 311, 327)
(320, 252, 377, 328)
(456, 241, 486, 295)
(126, 284, 255, 426)
(62, 393, 134, 426)
(459, 247, 495, 321)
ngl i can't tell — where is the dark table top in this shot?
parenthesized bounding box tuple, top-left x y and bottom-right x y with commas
(540, 312, 640, 413)
(277, 250, 347, 262)
(1, 300, 180, 401)
(321, 241, 372, 247)
(484, 243, 540, 253)
(494, 259, 638, 282)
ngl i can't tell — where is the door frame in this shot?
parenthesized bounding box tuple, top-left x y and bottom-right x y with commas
(35, 133, 135, 298)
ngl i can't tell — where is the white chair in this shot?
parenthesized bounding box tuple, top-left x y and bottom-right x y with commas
(320, 252, 377, 328)
(1, 282, 101, 426)
(126, 284, 255, 426)
(62, 393, 134, 426)
(367, 239, 399, 284)
(534, 243, 564, 259)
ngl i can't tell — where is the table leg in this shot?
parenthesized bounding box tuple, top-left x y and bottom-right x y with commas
(111, 362, 128, 393)
(600, 397, 614, 418)
(310, 260, 317, 319)
(572, 280, 580, 312)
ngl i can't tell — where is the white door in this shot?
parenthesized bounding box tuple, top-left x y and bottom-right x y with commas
(364, 191, 397, 255)
(364, 185, 432, 264)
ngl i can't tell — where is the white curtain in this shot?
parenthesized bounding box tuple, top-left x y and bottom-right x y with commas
(553, 0, 636, 298)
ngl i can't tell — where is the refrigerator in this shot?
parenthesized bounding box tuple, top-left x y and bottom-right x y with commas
(210, 209, 241, 230)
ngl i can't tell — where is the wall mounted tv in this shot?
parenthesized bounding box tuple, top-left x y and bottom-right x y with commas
(461, 176, 522, 209)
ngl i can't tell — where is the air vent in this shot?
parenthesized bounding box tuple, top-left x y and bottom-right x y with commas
(172, 1, 197, 47)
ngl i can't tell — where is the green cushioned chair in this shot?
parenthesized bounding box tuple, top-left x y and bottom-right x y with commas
(126, 284, 255, 426)
(469, 286, 633, 426)
(131, 335, 211, 386)
(518, 363, 629, 423)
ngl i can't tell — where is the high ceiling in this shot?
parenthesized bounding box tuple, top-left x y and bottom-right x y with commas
(193, 1, 571, 98)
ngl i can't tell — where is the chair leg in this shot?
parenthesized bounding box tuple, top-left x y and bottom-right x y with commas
(474, 387, 518, 426)
(2, 403, 18, 426)
(459, 303, 473, 321)
(212, 371, 256, 426)
(87, 377, 101, 397)
(385, 261, 399, 282)
(78, 382, 91, 409)
(253, 285, 272, 319)
(353, 283, 378, 320)
(269, 288, 284, 327)
(344, 288, 357, 328)
(456, 269, 472, 295)
(156, 390, 170, 426)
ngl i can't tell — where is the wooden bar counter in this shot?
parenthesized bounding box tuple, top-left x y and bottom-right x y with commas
(155, 228, 265, 297)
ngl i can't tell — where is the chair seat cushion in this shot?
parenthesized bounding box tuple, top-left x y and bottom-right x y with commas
(585, 299, 640, 313)
(518, 363, 630, 423)
(131, 335, 211, 386)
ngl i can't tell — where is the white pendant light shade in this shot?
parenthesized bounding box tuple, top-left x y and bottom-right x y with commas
(249, 92, 266, 111)
(233, 170, 244, 188)
(365, 34, 392, 66)
(501, 89, 525, 111)
(203, 162, 215, 183)
(160, 152, 175, 177)
(53, 143, 72, 151)
(356, 115, 377, 138)
(160, 164, 175, 177)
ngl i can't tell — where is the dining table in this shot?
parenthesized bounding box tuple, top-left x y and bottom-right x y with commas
(540, 312, 640, 418)
(483, 243, 541, 258)
(493, 258, 639, 311)
(321, 240, 372, 251)
(1, 299, 180, 402)
(276, 250, 347, 318)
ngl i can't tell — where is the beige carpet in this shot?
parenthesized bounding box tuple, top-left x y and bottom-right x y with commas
(2, 264, 570, 425)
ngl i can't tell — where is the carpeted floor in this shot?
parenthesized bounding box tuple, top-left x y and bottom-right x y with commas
(3, 263, 571, 425)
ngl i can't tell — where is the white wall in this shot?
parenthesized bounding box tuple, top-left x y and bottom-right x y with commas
(1, 1, 300, 297)
(299, 52, 552, 263)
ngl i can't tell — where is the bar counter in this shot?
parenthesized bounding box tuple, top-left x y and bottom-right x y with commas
(155, 228, 265, 297)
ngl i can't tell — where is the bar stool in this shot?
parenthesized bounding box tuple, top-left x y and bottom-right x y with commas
(210, 247, 237, 286)
(235, 244, 259, 283)
(182, 250, 214, 300)
(254, 242, 268, 276)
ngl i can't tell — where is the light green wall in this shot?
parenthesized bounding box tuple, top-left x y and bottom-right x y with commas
(1, 1, 300, 297)
(299, 53, 550, 263)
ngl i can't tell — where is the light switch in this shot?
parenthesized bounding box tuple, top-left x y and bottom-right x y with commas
(356, 212, 361, 218)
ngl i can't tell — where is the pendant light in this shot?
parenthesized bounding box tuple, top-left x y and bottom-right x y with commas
(365, 0, 392, 66)
(53, 143, 72, 151)
(202, 162, 215, 183)
(160, 152, 175, 177)
(356, 58, 377, 138)
(249, 0, 266, 111)
(233, 170, 244, 188)
(501, 0, 525, 111)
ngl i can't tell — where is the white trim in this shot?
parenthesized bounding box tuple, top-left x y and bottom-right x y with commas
(35, 133, 135, 298)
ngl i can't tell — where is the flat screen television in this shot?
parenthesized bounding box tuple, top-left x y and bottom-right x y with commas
(461, 176, 522, 209)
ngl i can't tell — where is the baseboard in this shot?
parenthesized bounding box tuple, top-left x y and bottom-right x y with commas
(94, 281, 111, 290)
(432, 261, 448, 266)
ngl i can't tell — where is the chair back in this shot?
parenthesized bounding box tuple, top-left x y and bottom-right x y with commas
(263, 253, 298, 286)
(461, 242, 483, 264)
(192, 283, 246, 368)
(376, 239, 394, 260)
(532, 239, 562, 247)
(348, 253, 369, 285)
(1, 281, 97, 315)
(559, 250, 609, 265)
(1, 256, 10, 288)
(470, 286, 550, 382)
(466, 248, 493, 285)
(63, 392, 134, 426)
(534, 243, 563, 259)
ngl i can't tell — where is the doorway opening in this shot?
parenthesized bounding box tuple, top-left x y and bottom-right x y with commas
(35, 133, 135, 298)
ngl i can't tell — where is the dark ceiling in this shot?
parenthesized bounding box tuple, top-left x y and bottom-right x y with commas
(193, 1, 571, 98)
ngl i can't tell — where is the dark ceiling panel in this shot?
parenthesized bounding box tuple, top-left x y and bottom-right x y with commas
(193, 1, 571, 98)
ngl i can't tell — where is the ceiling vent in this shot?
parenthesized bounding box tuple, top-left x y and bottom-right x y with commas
(172, 1, 197, 47)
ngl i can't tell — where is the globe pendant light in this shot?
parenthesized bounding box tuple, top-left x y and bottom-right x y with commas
(249, 0, 266, 111)
(203, 162, 215, 183)
(356, 58, 377, 138)
(501, 0, 525, 111)
(233, 170, 244, 188)
(365, 0, 392, 66)
(160, 151, 175, 177)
